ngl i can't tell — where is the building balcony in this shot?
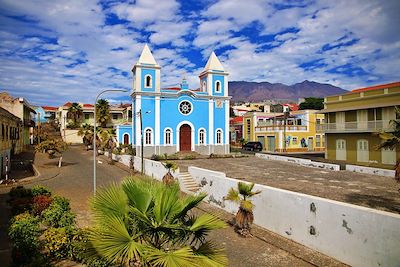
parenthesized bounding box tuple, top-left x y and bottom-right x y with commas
(23, 119, 35, 127)
(316, 120, 393, 133)
(256, 123, 308, 132)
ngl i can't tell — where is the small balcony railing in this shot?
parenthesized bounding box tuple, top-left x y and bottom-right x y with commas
(256, 123, 307, 132)
(316, 120, 393, 133)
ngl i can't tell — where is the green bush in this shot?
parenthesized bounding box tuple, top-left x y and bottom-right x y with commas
(9, 186, 32, 199)
(42, 196, 75, 228)
(8, 186, 33, 215)
(31, 185, 52, 197)
(8, 213, 40, 264)
(43, 227, 76, 259)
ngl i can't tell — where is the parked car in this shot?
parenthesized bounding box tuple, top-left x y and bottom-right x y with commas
(242, 142, 263, 151)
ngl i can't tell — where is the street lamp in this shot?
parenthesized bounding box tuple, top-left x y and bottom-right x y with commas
(93, 89, 128, 195)
(137, 109, 151, 175)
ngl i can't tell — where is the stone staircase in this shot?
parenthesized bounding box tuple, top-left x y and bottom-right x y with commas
(178, 172, 200, 193)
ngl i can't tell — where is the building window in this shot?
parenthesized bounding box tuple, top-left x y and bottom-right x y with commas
(164, 128, 172, 145)
(202, 81, 206, 92)
(145, 128, 152, 145)
(246, 119, 251, 137)
(292, 137, 298, 145)
(215, 81, 221, 93)
(199, 129, 206, 145)
(316, 135, 321, 147)
(6, 126, 8, 140)
(1, 124, 4, 139)
(316, 119, 321, 124)
(145, 75, 152, 88)
(84, 113, 90, 120)
(216, 129, 223, 144)
(322, 134, 325, 147)
(112, 114, 118, 120)
(179, 100, 193, 115)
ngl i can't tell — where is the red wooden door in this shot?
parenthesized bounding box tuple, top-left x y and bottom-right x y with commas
(123, 134, 129, 144)
(179, 124, 191, 151)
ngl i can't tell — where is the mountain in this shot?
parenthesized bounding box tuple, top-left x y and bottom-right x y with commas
(228, 80, 347, 102)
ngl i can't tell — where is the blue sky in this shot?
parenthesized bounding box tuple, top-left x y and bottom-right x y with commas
(0, 0, 399, 106)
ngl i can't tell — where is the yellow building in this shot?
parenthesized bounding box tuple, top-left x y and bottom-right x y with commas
(243, 110, 325, 152)
(1, 107, 23, 178)
(319, 81, 400, 169)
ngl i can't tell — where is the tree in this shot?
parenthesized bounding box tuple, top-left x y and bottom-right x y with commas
(96, 99, 111, 128)
(299, 97, 324, 110)
(35, 139, 68, 158)
(88, 178, 227, 266)
(99, 128, 116, 164)
(78, 124, 95, 150)
(225, 182, 261, 237)
(376, 106, 400, 181)
(162, 161, 178, 185)
(67, 103, 83, 126)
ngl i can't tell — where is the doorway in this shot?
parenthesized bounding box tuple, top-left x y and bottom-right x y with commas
(267, 136, 275, 152)
(179, 124, 191, 151)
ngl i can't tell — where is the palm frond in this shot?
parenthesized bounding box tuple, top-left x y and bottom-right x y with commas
(238, 182, 255, 196)
(145, 246, 199, 267)
(224, 188, 240, 203)
(240, 199, 254, 212)
(189, 214, 226, 232)
(122, 179, 153, 213)
(89, 216, 144, 265)
(194, 241, 228, 267)
(91, 184, 128, 221)
(173, 193, 207, 221)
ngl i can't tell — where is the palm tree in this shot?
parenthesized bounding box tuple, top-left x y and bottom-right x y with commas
(96, 99, 111, 128)
(78, 123, 94, 150)
(376, 106, 400, 181)
(88, 178, 227, 266)
(67, 102, 83, 126)
(162, 161, 178, 185)
(225, 182, 261, 237)
(99, 128, 116, 164)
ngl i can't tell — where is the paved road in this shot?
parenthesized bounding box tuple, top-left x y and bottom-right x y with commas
(0, 146, 346, 266)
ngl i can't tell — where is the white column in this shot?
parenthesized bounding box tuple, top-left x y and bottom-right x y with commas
(209, 99, 214, 153)
(135, 96, 142, 146)
(155, 69, 161, 93)
(155, 96, 160, 153)
(224, 75, 228, 97)
(207, 74, 213, 96)
(224, 100, 229, 153)
(135, 68, 142, 92)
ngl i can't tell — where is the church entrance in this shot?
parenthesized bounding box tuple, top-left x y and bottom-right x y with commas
(179, 124, 191, 151)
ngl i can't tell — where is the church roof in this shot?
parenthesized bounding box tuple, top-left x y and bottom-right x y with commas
(203, 51, 224, 72)
(137, 44, 158, 65)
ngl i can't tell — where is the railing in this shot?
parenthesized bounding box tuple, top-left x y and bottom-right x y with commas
(256, 124, 307, 132)
(316, 120, 393, 133)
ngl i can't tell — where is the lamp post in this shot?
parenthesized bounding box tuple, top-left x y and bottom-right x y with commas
(93, 89, 128, 195)
(137, 109, 151, 175)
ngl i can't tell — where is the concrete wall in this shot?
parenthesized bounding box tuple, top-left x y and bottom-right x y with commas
(188, 166, 400, 267)
(64, 129, 83, 144)
(256, 153, 340, 171)
(346, 164, 395, 177)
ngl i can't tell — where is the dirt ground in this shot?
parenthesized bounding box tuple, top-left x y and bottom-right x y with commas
(175, 156, 400, 214)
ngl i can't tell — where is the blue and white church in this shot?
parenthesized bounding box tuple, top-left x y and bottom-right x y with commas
(116, 44, 230, 156)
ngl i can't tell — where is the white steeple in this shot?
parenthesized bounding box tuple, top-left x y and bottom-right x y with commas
(203, 51, 224, 72)
(137, 44, 158, 65)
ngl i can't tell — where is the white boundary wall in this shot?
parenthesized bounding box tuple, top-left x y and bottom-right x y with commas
(255, 153, 340, 171)
(346, 164, 395, 178)
(188, 166, 400, 267)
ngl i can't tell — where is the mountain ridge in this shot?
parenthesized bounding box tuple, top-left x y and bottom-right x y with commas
(228, 80, 347, 102)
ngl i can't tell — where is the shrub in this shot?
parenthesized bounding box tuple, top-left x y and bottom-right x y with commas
(8, 213, 40, 262)
(42, 196, 75, 228)
(9, 186, 32, 199)
(8, 186, 33, 215)
(32, 195, 53, 216)
(184, 154, 196, 160)
(31, 185, 52, 197)
(150, 154, 165, 161)
(113, 147, 122, 155)
(43, 227, 75, 259)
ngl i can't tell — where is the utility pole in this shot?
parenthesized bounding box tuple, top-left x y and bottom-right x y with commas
(139, 109, 144, 175)
(37, 112, 41, 144)
(283, 108, 289, 153)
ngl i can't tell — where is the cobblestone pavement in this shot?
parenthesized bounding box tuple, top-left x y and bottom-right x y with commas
(175, 156, 400, 214)
(0, 146, 347, 266)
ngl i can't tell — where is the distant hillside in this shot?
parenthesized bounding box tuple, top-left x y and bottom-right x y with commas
(228, 80, 347, 102)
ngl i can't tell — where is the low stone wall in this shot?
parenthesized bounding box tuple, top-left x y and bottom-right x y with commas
(188, 166, 400, 267)
(346, 164, 395, 178)
(255, 153, 340, 171)
(63, 129, 83, 144)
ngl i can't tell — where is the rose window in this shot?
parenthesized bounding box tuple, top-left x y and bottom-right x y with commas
(179, 101, 192, 115)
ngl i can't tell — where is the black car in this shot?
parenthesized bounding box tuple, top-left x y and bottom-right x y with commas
(242, 141, 263, 151)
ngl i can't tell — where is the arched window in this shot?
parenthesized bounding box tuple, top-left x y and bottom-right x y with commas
(199, 129, 206, 145)
(123, 133, 129, 145)
(164, 128, 172, 145)
(216, 129, 223, 144)
(145, 75, 152, 88)
(145, 128, 152, 145)
(215, 81, 221, 93)
(202, 81, 207, 92)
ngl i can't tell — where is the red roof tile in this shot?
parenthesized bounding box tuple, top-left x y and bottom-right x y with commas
(42, 106, 58, 111)
(351, 81, 400, 93)
(230, 117, 243, 124)
(83, 104, 94, 107)
(163, 87, 181, 91)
